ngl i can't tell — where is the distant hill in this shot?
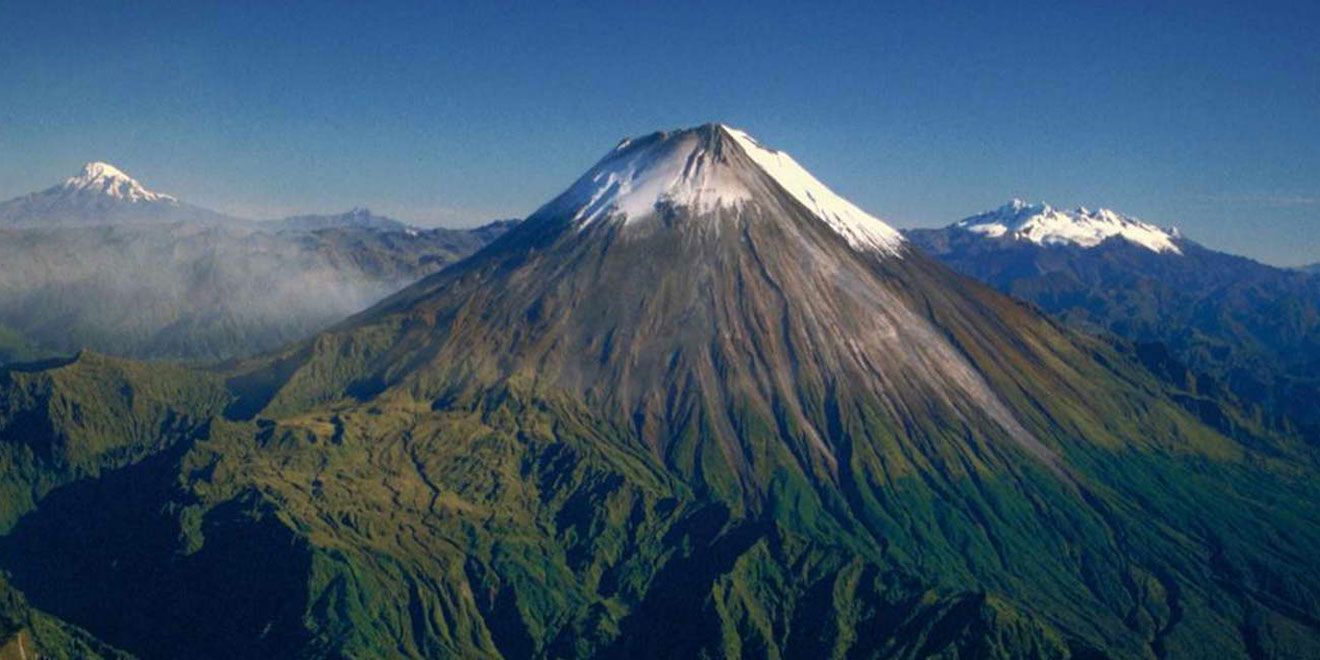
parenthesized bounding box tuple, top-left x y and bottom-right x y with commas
(260, 207, 413, 232)
(464, 217, 520, 243)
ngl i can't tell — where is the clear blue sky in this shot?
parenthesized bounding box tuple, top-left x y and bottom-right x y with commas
(1, 0, 1317, 265)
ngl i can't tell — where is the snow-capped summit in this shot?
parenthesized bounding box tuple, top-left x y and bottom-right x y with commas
(542, 123, 904, 255)
(955, 199, 1182, 254)
(0, 161, 231, 226)
(61, 162, 179, 204)
(726, 126, 905, 255)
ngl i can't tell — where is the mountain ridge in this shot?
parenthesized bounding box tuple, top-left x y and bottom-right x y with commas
(907, 208, 1320, 438)
(261, 207, 414, 233)
(953, 199, 1181, 254)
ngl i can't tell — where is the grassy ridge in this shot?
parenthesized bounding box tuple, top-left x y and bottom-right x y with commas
(0, 249, 1318, 657)
(1, 355, 1317, 658)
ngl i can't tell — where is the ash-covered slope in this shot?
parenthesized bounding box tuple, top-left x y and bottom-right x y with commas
(2, 126, 1319, 659)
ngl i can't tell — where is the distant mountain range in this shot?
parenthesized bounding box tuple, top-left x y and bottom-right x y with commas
(907, 200, 1320, 437)
(949, 199, 1184, 253)
(0, 162, 517, 363)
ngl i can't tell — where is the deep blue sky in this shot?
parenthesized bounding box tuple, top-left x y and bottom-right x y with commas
(2, 0, 1317, 265)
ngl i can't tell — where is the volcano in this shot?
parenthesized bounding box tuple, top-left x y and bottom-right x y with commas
(2, 125, 1319, 659)
(0, 161, 232, 225)
(245, 124, 1056, 481)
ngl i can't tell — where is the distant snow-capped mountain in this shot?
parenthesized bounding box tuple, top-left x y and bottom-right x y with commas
(62, 161, 179, 203)
(0, 161, 233, 225)
(954, 199, 1182, 254)
(906, 202, 1320, 438)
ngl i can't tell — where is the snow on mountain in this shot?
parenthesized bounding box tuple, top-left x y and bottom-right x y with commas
(956, 199, 1182, 254)
(60, 161, 179, 204)
(0, 161, 237, 225)
(561, 127, 752, 225)
(724, 127, 904, 254)
(547, 123, 904, 256)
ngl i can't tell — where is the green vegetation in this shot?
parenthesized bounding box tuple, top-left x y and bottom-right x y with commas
(0, 574, 133, 659)
(0, 323, 51, 366)
(0, 211, 1317, 657)
(1, 311, 1317, 658)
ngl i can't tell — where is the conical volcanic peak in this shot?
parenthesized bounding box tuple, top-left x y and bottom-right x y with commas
(61, 161, 179, 204)
(539, 123, 905, 256)
(0, 161, 236, 225)
(262, 124, 1054, 481)
(554, 124, 750, 225)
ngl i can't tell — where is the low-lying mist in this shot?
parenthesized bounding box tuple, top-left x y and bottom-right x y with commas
(0, 222, 505, 363)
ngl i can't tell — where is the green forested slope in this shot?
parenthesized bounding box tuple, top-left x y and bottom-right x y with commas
(0, 260, 1316, 658)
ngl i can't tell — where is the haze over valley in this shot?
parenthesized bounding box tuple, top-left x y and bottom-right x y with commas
(0, 163, 514, 363)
